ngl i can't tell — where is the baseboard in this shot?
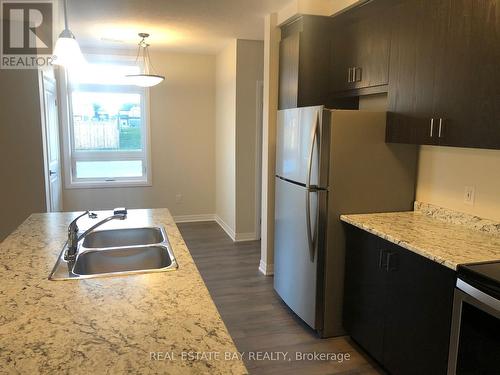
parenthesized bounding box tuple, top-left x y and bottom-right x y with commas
(214, 215, 259, 242)
(259, 259, 274, 276)
(214, 215, 236, 241)
(173, 214, 216, 223)
(234, 232, 259, 242)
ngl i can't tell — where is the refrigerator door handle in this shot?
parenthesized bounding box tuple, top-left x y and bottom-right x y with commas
(306, 112, 320, 188)
(305, 188, 318, 262)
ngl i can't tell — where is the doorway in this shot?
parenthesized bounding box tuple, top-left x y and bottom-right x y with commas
(40, 70, 63, 212)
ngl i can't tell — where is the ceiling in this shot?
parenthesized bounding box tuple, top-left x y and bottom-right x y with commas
(66, 0, 291, 54)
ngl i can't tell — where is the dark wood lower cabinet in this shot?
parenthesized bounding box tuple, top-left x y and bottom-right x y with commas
(343, 225, 456, 375)
(343, 226, 386, 363)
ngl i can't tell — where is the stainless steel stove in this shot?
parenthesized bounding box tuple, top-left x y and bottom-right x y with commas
(448, 261, 500, 374)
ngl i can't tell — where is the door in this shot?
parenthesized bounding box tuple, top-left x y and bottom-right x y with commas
(275, 106, 325, 187)
(41, 72, 62, 212)
(274, 177, 321, 329)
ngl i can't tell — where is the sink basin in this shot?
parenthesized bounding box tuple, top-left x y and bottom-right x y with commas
(73, 245, 173, 276)
(82, 227, 165, 248)
(49, 226, 178, 280)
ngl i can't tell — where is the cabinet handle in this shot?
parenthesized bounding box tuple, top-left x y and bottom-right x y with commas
(386, 252, 398, 272)
(379, 250, 388, 269)
(355, 67, 362, 82)
(438, 118, 443, 138)
(430, 118, 434, 138)
(348, 67, 352, 83)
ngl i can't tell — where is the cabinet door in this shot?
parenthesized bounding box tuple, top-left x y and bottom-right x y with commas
(331, 22, 357, 92)
(353, 6, 390, 90)
(387, 0, 446, 145)
(343, 226, 386, 363)
(297, 17, 335, 107)
(432, 0, 500, 149)
(279, 16, 335, 109)
(331, 1, 390, 93)
(385, 0, 420, 144)
(278, 32, 300, 110)
(383, 242, 456, 375)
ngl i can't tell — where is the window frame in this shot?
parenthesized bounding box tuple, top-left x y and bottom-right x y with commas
(61, 54, 152, 189)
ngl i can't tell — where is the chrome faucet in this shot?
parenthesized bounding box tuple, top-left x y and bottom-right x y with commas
(65, 208, 127, 261)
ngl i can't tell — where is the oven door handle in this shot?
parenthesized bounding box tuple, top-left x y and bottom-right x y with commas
(456, 279, 500, 312)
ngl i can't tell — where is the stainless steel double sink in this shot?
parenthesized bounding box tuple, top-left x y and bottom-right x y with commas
(49, 227, 178, 280)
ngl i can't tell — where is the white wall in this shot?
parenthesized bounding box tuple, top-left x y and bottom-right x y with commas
(235, 40, 264, 237)
(260, 14, 280, 275)
(63, 51, 216, 219)
(215, 40, 264, 240)
(357, 94, 500, 221)
(359, 94, 500, 221)
(417, 147, 500, 221)
(215, 41, 237, 232)
(277, 0, 363, 24)
(0, 70, 46, 241)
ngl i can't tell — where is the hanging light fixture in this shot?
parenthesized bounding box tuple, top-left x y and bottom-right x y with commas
(52, 0, 85, 68)
(126, 33, 165, 87)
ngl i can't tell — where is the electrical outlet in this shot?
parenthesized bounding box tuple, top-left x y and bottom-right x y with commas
(175, 194, 182, 204)
(464, 186, 475, 206)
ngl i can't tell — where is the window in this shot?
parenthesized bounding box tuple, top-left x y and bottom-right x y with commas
(63, 55, 151, 188)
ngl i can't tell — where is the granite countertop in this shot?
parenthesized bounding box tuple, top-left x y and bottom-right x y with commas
(0, 209, 247, 374)
(341, 210, 500, 270)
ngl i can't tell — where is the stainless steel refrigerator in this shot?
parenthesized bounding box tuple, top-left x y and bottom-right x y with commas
(274, 105, 417, 338)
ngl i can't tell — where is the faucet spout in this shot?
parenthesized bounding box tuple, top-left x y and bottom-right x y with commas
(65, 208, 127, 262)
(77, 213, 126, 242)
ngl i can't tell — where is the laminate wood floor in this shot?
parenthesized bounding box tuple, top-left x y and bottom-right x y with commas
(177, 221, 385, 375)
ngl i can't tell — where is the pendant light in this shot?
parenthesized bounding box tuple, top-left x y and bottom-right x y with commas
(126, 33, 165, 87)
(52, 0, 85, 68)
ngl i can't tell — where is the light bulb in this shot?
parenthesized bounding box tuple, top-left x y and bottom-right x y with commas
(125, 74, 165, 87)
(52, 30, 86, 69)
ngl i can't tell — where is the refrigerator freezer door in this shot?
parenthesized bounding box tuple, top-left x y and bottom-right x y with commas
(274, 176, 319, 329)
(276, 106, 323, 186)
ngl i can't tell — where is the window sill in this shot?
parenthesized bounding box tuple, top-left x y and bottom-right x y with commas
(65, 180, 152, 189)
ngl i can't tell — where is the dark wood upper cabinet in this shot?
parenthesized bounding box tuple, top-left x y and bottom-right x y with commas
(433, 0, 500, 149)
(330, 0, 391, 94)
(279, 0, 499, 149)
(278, 31, 300, 109)
(386, 0, 443, 146)
(278, 16, 335, 110)
(387, 0, 500, 149)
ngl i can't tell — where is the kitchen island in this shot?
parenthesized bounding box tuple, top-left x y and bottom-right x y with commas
(0, 209, 247, 374)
